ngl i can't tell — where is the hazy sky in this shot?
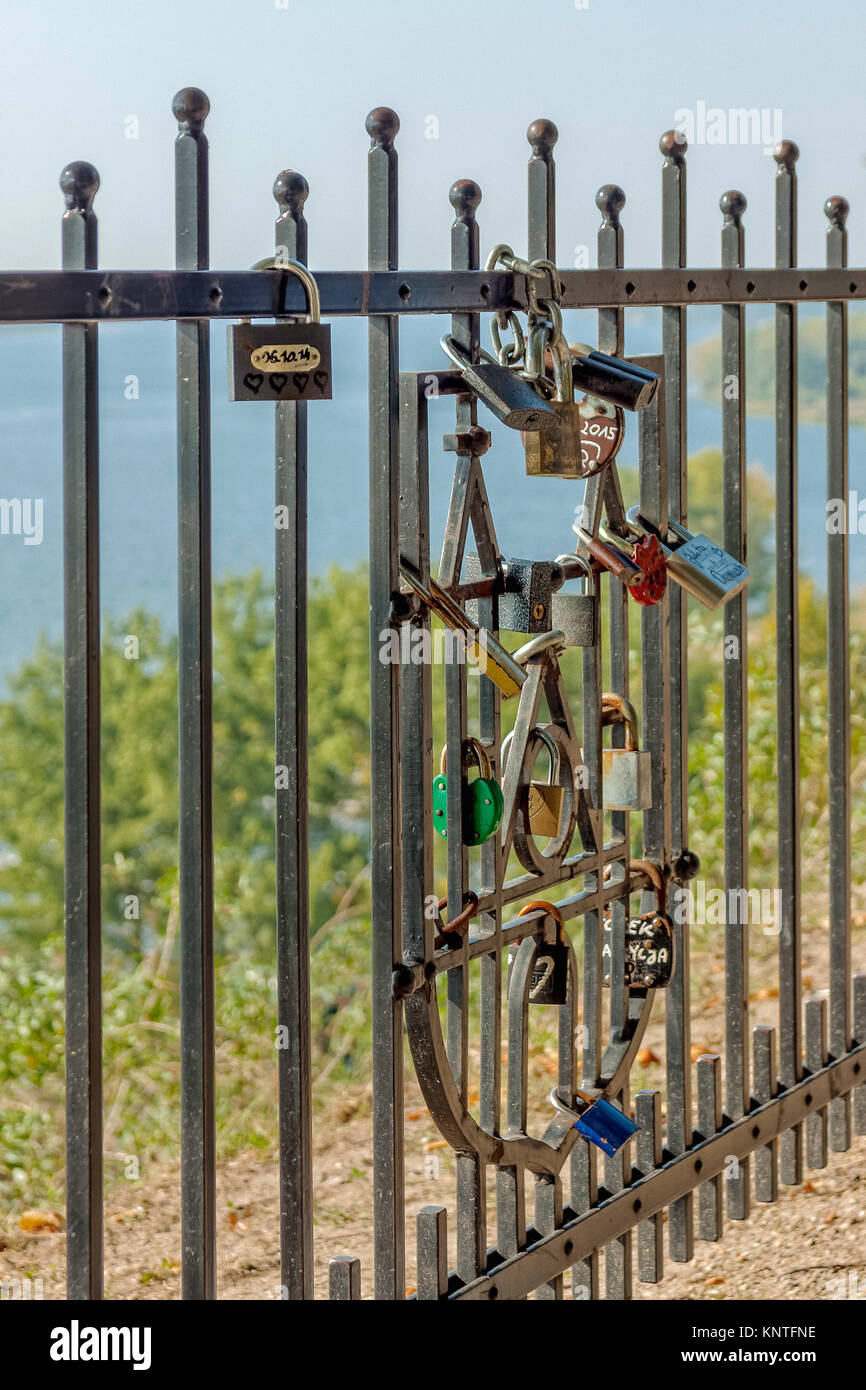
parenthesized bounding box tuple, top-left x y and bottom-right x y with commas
(0, 0, 862, 276)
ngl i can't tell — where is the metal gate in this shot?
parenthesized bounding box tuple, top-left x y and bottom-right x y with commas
(3, 87, 864, 1300)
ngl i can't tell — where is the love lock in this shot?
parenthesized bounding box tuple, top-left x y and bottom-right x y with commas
(432, 738, 503, 846)
(549, 552, 598, 647)
(228, 258, 332, 401)
(518, 900, 569, 1005)
(600, 691, 652, 812)
(502, 726, 563, 839)
(549, 1086, 640, 1157)
(625, 507, 750, 611)
(603, 859, 676, 989)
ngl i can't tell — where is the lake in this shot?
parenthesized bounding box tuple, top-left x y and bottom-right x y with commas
(1, 309, 863, 689)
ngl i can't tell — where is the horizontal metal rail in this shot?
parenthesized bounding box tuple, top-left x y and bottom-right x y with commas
(448, 1042, 866, 1301)
(0, 266, 862, 323)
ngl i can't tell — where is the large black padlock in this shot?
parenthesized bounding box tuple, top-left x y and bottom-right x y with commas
(440, 334, 558, 432)
(566, 344, 659, 413)
(228, 258, 332, 402)
(520, 900, 569, 1005)
(603, 859, 675, 990)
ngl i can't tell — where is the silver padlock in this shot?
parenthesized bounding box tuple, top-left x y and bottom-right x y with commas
(625, 507, 749, 611)
(601, 692, 652, 812)
(550, 553, 597, 647)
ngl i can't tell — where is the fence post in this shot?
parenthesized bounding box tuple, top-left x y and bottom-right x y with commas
(273, 168, 314, 1300)
(173, 85, 216, 1301)
(366, 105, 405, 1301)
(61, 157, 103, 1302)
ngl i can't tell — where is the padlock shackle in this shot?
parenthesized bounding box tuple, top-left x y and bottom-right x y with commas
(518, 898, 567, 945)
(512, 628, 567, 667)
(629, 857, 667, 913)
(552, 552, 593, 588)
(600, 690, 641, 751)
(439, 736, 492, 781)
(250, 255, 321, 323)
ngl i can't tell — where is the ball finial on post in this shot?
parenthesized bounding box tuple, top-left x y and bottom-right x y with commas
(596, 184, 626, 227)
(824, 195, 849, 229)
(59, 161, 100, 213)
(772, 139, 799, 172)
(449, 178, 482, 222)
(172, 87, 210, 132)
(720, 189, 747, 225)
(365, 107, 400, 148)
(274, 170, 310, 217)
(527, 119, 558, 159)
(659, 129, 687, 163)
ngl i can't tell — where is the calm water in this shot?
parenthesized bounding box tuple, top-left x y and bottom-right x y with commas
(0, 310, 863, 689)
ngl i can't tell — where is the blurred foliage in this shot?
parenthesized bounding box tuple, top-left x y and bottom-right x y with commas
(690, 307, 866, 425)
(1, 455, 864, 1207)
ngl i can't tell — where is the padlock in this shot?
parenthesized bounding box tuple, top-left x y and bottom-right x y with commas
(549, 553, 598, 647)
(432, 738, 504, 845)
(603, 859, 676, 990)
(439, 335, 558, 433)
(518, 901, 569, 1005)
(549, 1086, 640, 1156)
(502, 726, 564, 839)
(399, 564, 526, 699)
(521, 311, 588, 479)
(571, 1092, 641, 1156)
(601, 692, 652, 812)
(228, 258, 332, 401)
(564, 343, 659, 413)
(625, 507, 750, 610)
(463, 553, 556, 636)
(597, 520, 667, 607)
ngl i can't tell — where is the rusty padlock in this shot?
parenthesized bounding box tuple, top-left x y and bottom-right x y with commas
(603, 860, 675, 990)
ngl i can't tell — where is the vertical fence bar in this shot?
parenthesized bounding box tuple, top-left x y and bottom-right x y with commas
(773, 139, 802, 1188)
(173, 87, 216, 1301)
(805, 997, 829, 1170)
(720, 190, 752, 1224)
(854, 976, 866, 1134)
(825, 195, 851, 1155)
(417, 1206, 449, 1300)
(366, 106, 405, 1301)
(444, 181, 480, 1101)
(61, 159, 103, 1302)
(696, 1054, 723, 1241)
(599, 181, 632, 1304)
(273, 170, 313, 1299)
(636, 1090, 663, 1282)
(534, 1176, 564, 1300)
(329, 1256, 361, 1301)
(753, 1025, 779, 1203)
(659, 130, 693, 1263)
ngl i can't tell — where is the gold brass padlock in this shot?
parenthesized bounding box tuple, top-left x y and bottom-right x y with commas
(521, 308, 585, 479)
(502, 725, 564, 839)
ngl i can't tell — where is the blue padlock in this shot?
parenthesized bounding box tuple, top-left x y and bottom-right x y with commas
(570, 1089, 640, 1158)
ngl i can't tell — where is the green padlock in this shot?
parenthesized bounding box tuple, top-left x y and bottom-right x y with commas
(432, 738, 504, 845)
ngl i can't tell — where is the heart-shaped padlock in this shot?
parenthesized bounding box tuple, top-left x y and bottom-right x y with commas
(432, 738, 504, 845)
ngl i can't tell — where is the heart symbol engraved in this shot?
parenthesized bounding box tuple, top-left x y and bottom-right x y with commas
(313, 369, 329, 392)
(292, 373, 309, 395)
(268, 373, 288, 393)
(243, 372, 264, 394)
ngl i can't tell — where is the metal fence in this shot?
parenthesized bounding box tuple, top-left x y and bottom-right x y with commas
(3, 87, 865, 1301)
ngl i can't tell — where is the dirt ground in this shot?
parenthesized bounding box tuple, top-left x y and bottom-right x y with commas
(3, 925, 865, 1301)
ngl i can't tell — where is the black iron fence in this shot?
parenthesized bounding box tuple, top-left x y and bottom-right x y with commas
(2, 88, 864, 1300)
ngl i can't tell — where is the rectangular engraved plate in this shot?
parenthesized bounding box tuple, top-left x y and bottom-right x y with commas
(227, 322, 332, 401)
